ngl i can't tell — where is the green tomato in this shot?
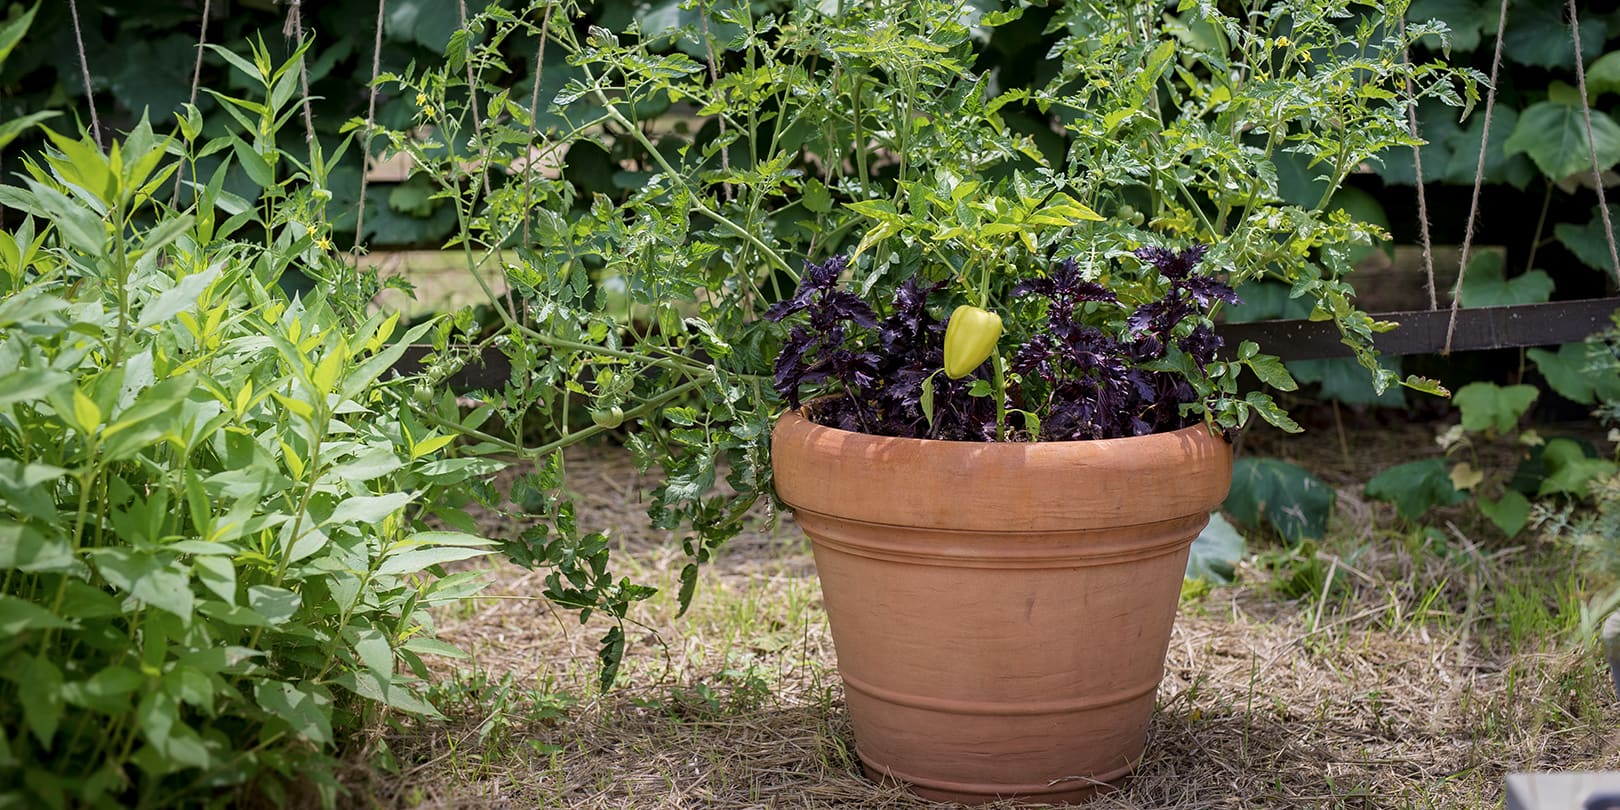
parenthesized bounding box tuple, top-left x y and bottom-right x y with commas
(592, 406, 625, 429)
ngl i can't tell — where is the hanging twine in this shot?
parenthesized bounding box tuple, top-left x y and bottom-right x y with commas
(520, 3, 555, 249)
(699, 3, 731, 201)
(66, 0, 103, 149)
(458, 0, 491, 201)
(283, 0, 317, 146)
(1567, 0, 1620, 289)
(352, 0, 388, 254)
(1444, 0, 1511, 354)
(172, 0, 214, 207)
(1399, 16, 1438, 311)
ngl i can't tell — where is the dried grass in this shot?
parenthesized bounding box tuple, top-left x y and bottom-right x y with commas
(335, 427, 1620, 809)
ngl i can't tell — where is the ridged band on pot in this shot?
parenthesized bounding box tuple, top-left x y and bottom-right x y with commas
(771, 409, 1233, 806)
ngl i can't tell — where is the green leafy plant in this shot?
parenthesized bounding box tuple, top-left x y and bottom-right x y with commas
(1390, 2, 1620, 314)
(0, 41, 499, 808)
(1400, 375, 1619, 537)
(341, 0, 1476, 682)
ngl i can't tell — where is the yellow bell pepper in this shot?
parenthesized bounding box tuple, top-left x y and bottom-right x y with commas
(943, 304, 1002, 379)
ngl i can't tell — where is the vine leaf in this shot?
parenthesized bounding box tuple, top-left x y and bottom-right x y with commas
(1554, 204, 1620, 273)
(1528, 343, 1620, 406)
(1186, 512, 1245, 585)
(1478, 490, 1530, 536)
(1224, 458, 1334, 543)
(1500, 4, 1606, 70)
(1502, 100, 1620, 182)
(1365, 459, 1467, 521)
(1453, 381, 1537, 434)
(1456, 251, 1553, 308)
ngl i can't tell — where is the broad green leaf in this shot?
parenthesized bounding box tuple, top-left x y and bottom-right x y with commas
(1502, 101, 1620, 182)
(1528, 343, 1620, 406)
(256, 680, 333, 743)
(325, 492, 414, 526)
(403, 531, 498, 547)
(334, 669, 442, 717)
(229, 136, 274, 188)
(1443, 104, 1535, 189)
(0, 594, 72, 634)
(1409, 0, 1489, 53)
(196, 600, 267, 627)
(1365, 459, 1468, 521)
(1478, 490, 1531, 536)
(136, 689, 211, 768)
(411, 433, 457, 459)
(1245, 354, 1298, 392)
(1456, 252, 1553, 308)
(0, 521, 72, 572)
(0, 111, 59, 152)
(802, 178, 833, 213)
(93, 548, 193, 620)
(164, 665, 214, 709)
(1554, 205, 1620, 274)
(61, 666, 143, 715)
(1589, 51, 1620, 100)
(1186, 512, 1245, 584)
(401, 637, 469, 659)
(375, 546, 492, 577)
(0, 2, 39, 66)
(340, 320, 435, 401)
(72, 388, 102, 433)
(1453, 381, 1538, 433)
(676, 561, 700, 617)
(352, 627, 393, 676)
(1502, 4, 1605, 70)
(247, 585, 301, 624)
(16, 656, 63, 748)
(193, 555, 237, 603)
(1243, 391, 1300, 433)
(328, 448, 404, 483)
(56, 580, 122, 619)
(1224, 458, 1334, 543)
(134, 257, 217, 327)
(1538, 438, 1618, 498)
(1287, 356, 1406, 407)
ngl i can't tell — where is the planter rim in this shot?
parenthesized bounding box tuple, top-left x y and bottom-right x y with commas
(771, 407, 1233, 533)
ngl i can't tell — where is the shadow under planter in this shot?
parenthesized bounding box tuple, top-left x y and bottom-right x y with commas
(771, 409, 1233, 805)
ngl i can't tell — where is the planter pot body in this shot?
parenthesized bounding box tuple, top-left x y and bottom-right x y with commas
(772, 410, 1232, 805)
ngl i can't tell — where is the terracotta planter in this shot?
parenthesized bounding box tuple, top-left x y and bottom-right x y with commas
(771, 409, 1233, 805)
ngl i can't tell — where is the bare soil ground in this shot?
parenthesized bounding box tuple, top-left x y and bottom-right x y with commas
(337, 412, 1620, 809)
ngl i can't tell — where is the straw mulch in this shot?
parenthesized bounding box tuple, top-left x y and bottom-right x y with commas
(339, 422, 1620, 809)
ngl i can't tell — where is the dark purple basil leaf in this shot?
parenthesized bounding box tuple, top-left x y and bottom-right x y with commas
(1178, 324, 1224, 368)
(1178, 275, 1240, 307)
(822, 290, 880, 328)
(891, 277, 943, 314)
(1134, 243, 1208, 280)
(806, 255, 848, 288)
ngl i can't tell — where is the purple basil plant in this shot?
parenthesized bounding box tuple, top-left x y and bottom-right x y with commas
(765, 244, 1238, 442)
